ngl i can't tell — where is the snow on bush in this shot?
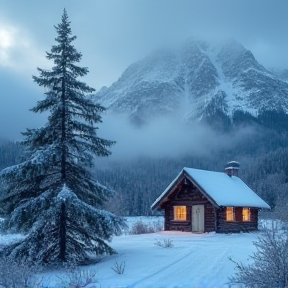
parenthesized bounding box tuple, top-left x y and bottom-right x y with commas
(154, 238, 174, 248)
(126, 216, 163, 234)
(0, 257, 41, 288)
(230, 224, 288, 288)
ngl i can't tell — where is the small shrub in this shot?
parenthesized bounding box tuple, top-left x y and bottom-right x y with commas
(154, 238, 174, 248)
(152, 218, 164, 232)
(229, 226, 288, 288)
(129, 220, 154, 234)
(0, 257, 41, 288)
(129, 219, 163, 235)
(111, 261, 125, 274)
(58, 267, 99, 288)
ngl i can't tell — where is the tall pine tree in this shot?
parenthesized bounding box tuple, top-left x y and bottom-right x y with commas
(0, 9, 126, 266)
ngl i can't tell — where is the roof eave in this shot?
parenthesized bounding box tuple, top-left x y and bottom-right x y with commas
(151, 171, 185, 210)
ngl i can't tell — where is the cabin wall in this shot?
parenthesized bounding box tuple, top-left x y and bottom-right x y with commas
(161, 178, 259, 233)
(164, 204, 191, 232)
(162, 180, 215, 232)
(216, 207, 258, 233)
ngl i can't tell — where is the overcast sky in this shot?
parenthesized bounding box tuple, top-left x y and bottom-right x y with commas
(1, 0, 288, 140)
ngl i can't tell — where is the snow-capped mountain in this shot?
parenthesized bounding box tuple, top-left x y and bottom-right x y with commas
(96, 39, 288, 124)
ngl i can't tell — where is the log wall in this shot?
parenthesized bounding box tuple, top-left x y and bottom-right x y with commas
(216, 207, 258, 233)
(162, 180, 216, 232)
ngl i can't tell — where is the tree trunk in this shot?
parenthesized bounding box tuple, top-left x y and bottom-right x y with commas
(59, 202, 66, 262)
(61, 84, 66, 182)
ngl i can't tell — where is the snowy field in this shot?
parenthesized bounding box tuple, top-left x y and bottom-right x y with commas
(0, 217, 273, 288)
(39, 217, 268, 288)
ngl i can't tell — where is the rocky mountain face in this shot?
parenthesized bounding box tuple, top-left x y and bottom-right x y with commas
(95, 39, 288, 125)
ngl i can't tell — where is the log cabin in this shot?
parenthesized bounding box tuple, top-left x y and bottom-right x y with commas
(151, 162, 270, 233)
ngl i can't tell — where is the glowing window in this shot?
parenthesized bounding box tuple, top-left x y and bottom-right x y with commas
(226, 207, 235, 221)
(242, 208, 250, 221)
(174, 206, 187, 221)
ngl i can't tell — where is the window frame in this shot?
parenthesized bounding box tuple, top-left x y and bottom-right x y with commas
(173, 206, 187, 221)
(242, 207, 251, 222)
(226, 207, 235, 222)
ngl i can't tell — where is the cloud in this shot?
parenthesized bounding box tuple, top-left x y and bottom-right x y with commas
(97, 112, 257, 161)
(1, 0, 287, 89)
(0, 69, 46, 141)
(0, 21, 49, 76)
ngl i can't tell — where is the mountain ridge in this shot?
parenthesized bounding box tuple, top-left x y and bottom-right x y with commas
(96, 38, 288, 125)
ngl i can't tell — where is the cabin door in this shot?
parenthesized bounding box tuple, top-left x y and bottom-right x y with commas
(192, 205, 205, 232)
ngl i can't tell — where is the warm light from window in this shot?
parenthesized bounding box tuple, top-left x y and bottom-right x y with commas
(243, 207, 250, 221)
(226, 207, 234, 221)
(174, 206, 186, 220)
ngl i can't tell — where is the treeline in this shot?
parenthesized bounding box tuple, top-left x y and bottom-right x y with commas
(95, 148, 288, 216)
(0, 139, 22, 170)
(203, 108, 288, 134)
(95, 124, 288, 216)
(1, 115, 288, 217)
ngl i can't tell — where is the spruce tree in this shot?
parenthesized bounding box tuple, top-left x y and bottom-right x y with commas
(0, 9, 126, 266)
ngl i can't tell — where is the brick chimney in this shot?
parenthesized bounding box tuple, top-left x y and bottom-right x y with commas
(225, 161, 240, 177)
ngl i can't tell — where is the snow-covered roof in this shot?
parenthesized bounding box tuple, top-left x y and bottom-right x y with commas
(151, 167, 270, 210)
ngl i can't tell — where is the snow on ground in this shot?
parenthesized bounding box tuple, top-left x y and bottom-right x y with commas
(1, 217, 274, 288)
(91, 231, 255, 288)
(36, 216, 264, 288)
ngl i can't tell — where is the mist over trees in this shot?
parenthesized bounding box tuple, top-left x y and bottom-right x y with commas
(1, 110, 288, 218)
(94, 117, 288, 216)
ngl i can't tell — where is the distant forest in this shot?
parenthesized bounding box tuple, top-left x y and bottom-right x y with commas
(0, 139, 22, 171)
(95, 110, 288, 216)
(1, 111, 288, 217)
